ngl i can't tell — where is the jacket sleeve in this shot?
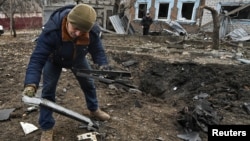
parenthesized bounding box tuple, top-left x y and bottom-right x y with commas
(24, 30, 56, 87)
(88, 24, 108, 66)
(140, 17, 144, 26)
(150, 18, 153, 25)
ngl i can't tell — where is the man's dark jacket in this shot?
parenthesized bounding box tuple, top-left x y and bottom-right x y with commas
(24, 5, 108, 87)
(140, 16, 153, 28)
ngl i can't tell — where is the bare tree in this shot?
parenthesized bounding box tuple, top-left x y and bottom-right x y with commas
(1, 0, 18, 37)
(200, 5, 220, 50)
(0, 0, 7, 6)
(0, 0, 43, 37)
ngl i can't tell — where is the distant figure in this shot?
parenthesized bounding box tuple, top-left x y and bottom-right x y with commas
(140, 13, 153, 35)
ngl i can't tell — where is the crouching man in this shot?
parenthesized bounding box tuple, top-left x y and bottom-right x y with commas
(22, 4, 110, 141)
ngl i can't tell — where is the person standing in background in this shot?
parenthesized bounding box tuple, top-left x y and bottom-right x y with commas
(140, 13, 153, 35)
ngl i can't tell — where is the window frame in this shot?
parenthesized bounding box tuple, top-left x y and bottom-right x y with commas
(134, 0, 152, 20)
(154, 0, 174, 21)
(176, 0, 200, 24)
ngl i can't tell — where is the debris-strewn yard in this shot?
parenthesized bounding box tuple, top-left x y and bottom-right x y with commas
(1, 32, 250, 141)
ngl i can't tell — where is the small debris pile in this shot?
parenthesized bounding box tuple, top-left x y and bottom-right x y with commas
(176, 98, 223, 140)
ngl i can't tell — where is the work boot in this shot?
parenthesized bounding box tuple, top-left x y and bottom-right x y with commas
(91, 109, 110, 121)
(40, 129, 53, 141)
(82, 108, 111, 121)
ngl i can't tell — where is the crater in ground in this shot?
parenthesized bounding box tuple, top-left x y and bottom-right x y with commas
(1, 33, 250, 141)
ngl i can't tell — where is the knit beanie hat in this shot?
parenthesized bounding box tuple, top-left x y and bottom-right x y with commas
(67, 4, 96, 32)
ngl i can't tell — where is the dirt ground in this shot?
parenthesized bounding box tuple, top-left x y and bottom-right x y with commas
(1, 31, 250, 141)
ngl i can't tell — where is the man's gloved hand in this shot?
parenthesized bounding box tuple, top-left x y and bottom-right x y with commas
(99, 64, 112, 71)
(22, 84, 37, 97)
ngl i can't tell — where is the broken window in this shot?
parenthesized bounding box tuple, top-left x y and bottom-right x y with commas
(139, 3, 147, 18)
(182, 2, 195, 20)
(158, 3, 169, 19)
(221, 5, 250, 19)
(154, 0, 174, 21)
(176, 0, 200, 24)
(134, 0, 152, 19)
(106, 10, 113, 30)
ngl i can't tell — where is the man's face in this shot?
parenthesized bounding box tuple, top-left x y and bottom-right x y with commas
(66, 22, 87, 38)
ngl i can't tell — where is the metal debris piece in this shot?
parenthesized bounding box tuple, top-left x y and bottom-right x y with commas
(177, 131, 201, 141)
(156, 137, 164, 141)
(23, 106, 38, 116)
(193, 93, 209, 100)
(177, 99, 222, 132)
(237, 58, 250, 64)
(27, 106, 38, 112)
(173, 87, 178, 91)
(226, 28, 250, 42)
(20, 122, 38, 135)
(108, 15, 135, 35)
(0, 108, 15, 121)
(129, 88, 142, 94)
(78, 122, 100, 131)
(165, 20, 187, 36)
(109, 15, 126, 34)
(77, 132, 99, 141)
(76, 72, 137, 88)
(22, 95, 98, 130)
(62, 68, 67, 72)
(73, 69, 132, 78)
(122, 60, 138, 67)
(243, 102, 250, 114)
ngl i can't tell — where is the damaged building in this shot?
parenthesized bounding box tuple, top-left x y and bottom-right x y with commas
(128, 0, 204, 34)
(121, 0, 250, 37)
(39, 0, 250, 37)
(42, 0, 116, 30)
(42, 0, 204, 34)
(201, 0, 250, 40)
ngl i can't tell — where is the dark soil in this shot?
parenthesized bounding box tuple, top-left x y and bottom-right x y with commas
(1, 32, 250, 141)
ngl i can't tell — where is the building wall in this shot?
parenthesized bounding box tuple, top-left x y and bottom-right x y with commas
(42, 0, 206, 35)
(202, 0, 250, 25)
(43, 0, 116, 29)
(129, 0, 205, 34)
(0, 17, 42, 30)
(201, 0, 250, 34)
(0, 12, 42, 30)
